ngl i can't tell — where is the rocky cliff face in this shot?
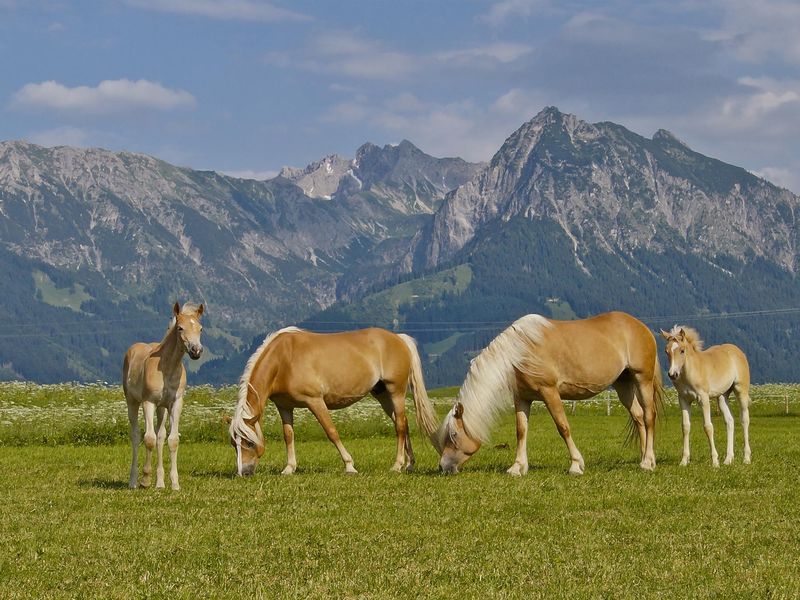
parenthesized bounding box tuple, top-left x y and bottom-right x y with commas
(416, 107, 799, 273)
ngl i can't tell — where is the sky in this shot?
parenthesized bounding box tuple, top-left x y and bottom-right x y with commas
(2, 0, 800, 192)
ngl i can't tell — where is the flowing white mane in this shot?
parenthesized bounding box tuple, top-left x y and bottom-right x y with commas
(229, 326, 303, 445)
(439, 314, 552, 445)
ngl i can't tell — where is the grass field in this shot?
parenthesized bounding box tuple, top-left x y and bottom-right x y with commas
(1, 384, 799, 598)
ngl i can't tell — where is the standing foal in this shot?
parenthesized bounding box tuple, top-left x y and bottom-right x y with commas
(661, 326, 751, 467)
(123, 302, 204, 489)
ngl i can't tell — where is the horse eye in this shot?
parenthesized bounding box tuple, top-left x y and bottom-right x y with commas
(680, 349, 685, 354)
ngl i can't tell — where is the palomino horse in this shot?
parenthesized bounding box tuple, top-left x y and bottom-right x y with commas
(437, 311, 664, 475)
(661, 326, 751, 466)
(229, 327, 439, 476)
(123, 302, 204, 489)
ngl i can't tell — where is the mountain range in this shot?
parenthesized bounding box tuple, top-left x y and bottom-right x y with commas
(0, 107, 797, 384)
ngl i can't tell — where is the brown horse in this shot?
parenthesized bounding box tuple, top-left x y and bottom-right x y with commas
(123, 302, 204, 489)
(437, 311, 664, 475)
(661, 326, 751, 466)
(229, 327, 439, 476)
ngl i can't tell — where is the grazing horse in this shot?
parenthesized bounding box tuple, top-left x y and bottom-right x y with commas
(123, 302, 204, 489)
(661, 326, 751, 467)
(437, 311, 664, 475)
(229, 327, 439, 476)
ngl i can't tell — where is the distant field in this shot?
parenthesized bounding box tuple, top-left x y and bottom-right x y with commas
(1, 383, 799, 598)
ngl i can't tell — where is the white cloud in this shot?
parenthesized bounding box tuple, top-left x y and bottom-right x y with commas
(219, 169, 278, 180)
(126, 0, 309, 22)
(705, 77, 800, 135)
(436, 42, 532, 65)
(12, 79, 196, 115)
(751, 166, 800, 193)
(708, 0, 800, 64)
(26, 126, 91, 147)
(480, 0, 549, 26)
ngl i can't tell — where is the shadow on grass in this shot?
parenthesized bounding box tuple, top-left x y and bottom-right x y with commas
(78, 478, 130, 490)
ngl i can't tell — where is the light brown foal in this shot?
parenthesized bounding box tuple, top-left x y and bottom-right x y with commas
(123, 302, 204, 489)
(661, 326, 751, 466)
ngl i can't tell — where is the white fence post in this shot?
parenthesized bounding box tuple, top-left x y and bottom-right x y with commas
(606, 391, 611, 416)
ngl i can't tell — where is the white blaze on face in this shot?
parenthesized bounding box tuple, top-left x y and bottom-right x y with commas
(670, 342, 679, 354)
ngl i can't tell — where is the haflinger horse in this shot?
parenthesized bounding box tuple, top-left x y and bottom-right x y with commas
(228, 327, 439, 476)
(436, 311, 664, 475)
(661, 326, 751, 467)
(123, 302, 204, 490)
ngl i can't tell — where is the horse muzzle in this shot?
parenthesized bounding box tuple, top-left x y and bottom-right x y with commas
(188, 346, 203, 360)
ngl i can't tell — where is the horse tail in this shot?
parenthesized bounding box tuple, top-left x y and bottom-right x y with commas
(398, 334, 440, 446)
(622, 353, 666, 447)
(652, 352, 666, 422)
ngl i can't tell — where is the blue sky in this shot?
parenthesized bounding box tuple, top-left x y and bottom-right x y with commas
(2, 1, 800, 191)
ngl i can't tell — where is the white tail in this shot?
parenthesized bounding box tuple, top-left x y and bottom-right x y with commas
(398, 334, 439, 444)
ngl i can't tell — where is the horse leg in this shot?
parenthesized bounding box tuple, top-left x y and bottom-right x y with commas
(614, 378, 646, 462)
(736, 384, 752, 464)
(305, 397, 357, 474)
(507, 395, 531, 477)
(717, 394, 735, 465)
(377, 387, 412, 473)
(276, 406, 297, 475)
(155, 406, 168, 488)
(633, 373, 657, 471)
(699, 393, 720, 467)
(127, 401, 140, 489)
(141, 401, 157, 488)
(540, 387, 584, 475)
(678, 395, 692, 466)
(168, 394, 184, 490)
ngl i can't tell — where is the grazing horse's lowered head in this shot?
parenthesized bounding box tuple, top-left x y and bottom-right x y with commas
(171, 301, 205, 360)
(437, 402, 482, 474)
(229, 383, 266, 477)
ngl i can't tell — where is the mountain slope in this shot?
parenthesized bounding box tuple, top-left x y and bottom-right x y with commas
(0, 140, 479, 381)
(296, 108, 800, 385)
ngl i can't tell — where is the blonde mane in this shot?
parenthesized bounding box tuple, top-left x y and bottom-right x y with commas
(166, 302, 203, 333)
(438, 314, 551, 445)
(229, 326, 303, 445)
(669, 324, 705, 351)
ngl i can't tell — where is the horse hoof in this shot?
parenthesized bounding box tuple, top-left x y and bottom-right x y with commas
(281, 467, 296, 475)
(390, 465, 403, 474)
(639, 460, 655, 472)
(506, 464, 526, 477)
(568, 465, 584, 476)
(155, 482, 165, 489)
(743, 457, 751, 465)
(345, 466, 358, 475)
(723, 457, 733, 466)
(679, 459, 689, 467)
(712, 461, 720, 468)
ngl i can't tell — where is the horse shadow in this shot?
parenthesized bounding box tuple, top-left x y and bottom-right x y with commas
(78, 478, 130, 490)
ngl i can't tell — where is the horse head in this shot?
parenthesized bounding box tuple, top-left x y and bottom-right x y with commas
(173, 301, 204, 360)
(660, 326, 693, 380)
(437, 402, 482, 474)
(229, 383, 265, 476)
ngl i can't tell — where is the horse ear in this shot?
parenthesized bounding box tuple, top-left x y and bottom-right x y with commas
(196, 303, 204, 317)
(659, 329, 670, 340)
(244, 414, 259, 427)
(173, 301, 181, 317)
(453, 402, 464, 419)
(678, 328, 686, 340)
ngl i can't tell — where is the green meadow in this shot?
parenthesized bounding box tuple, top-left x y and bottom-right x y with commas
(1, 383, 799, 598)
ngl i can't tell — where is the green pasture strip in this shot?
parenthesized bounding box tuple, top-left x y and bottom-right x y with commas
(1, 414, 798, 598)
(1, 382, 799, 447)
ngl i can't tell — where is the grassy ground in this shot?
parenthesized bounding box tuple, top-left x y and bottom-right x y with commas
(1, 386, 799, 598)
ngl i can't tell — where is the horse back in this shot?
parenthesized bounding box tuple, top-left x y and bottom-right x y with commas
(701, 343, 750, 390)
(267, 328, 410, 398)
(531, 312, 657, 394)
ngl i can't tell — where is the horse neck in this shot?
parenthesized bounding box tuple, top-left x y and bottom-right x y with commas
(243, 349, 279, 419)
(156, 326, 185, 370)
